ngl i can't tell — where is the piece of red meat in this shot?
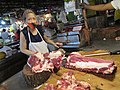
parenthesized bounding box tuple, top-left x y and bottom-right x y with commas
(27, 50, 65, 73)
(27, 55, 52, 73)
(44, 52, 50, 59)
(48, 50, 64, 69)
(43, 83, 56, 90)
(52, 55, 63, 69)
(27, 56, 41, 68)
(43, 71, 91, 90)
(65, 52, 117, 74)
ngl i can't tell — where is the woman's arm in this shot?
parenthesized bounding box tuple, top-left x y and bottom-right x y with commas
(44, 34, 59, 48)
(82, 2, 114, 11)
(20, 32, 36, 56)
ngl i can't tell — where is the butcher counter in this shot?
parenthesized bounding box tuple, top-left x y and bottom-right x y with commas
(1, 52, 120, 90)
(39, 54, 120, 90)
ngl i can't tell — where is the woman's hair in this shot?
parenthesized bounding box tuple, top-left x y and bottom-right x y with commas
(22, 9, 36, 21)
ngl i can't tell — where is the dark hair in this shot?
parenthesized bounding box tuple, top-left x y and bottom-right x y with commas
(22, 9, 36, 21)
(2, 29, 6, 32)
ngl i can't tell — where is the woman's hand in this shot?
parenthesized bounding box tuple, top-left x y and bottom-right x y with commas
(54, 42, 63, 48)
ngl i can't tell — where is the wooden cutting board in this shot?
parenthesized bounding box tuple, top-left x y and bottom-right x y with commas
(38, 50, 120, 90)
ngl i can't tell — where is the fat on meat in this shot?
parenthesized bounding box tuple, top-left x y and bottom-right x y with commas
(65, 52, 117, 74)
(43, 71, 91, 90)
(27, 50, 65, 73)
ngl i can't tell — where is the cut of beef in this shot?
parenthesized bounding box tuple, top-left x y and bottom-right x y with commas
(47, 50, 64, 69)
(43, 83, 56, 90)
(43, 71, 91, 90)
(27, 50, 65, 73)
(27, 55, 54, 73)
(65, 52, 117, 74)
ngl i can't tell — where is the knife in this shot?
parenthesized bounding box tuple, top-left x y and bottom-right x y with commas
(83, 50, 120, 57)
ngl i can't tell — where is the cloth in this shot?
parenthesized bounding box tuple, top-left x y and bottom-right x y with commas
(27, 28, 49, 54)
(111, 0, 120, 10)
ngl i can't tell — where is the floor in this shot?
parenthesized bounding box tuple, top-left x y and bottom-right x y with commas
(82, 39, 120, 52)
(1, 39, 120, 90)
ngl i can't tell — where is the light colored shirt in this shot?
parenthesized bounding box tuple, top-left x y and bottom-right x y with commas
(1, 32, 9, 40)
(111, 0, 120, 10)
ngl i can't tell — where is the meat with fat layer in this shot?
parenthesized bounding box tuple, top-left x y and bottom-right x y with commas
(27, 50, 65, 73)
(65, 52, 117, 74)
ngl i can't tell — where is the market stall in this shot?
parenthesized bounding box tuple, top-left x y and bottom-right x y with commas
(1, 50, 120, 90)
(38, 50, 120, 90)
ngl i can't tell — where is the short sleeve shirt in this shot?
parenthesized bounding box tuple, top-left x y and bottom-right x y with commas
(111, 0, 120, 10)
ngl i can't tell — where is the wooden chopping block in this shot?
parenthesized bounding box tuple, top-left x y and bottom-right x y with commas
(22, 64, 52, 88)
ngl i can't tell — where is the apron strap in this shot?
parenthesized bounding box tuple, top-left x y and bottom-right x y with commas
(27, 27, 44, 42)
(27, 27, 32, 43)
(36, 28, 44, 41)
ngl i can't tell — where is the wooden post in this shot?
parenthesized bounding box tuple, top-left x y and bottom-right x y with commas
(82, 8, 90, 46)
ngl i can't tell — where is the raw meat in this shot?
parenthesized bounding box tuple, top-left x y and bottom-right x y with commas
(65, 52, 117, 74)
(27, 50, 65, 73)
(43, 71, 91, 90)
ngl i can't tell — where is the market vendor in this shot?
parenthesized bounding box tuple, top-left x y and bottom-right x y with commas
(20, 9, 62, 57)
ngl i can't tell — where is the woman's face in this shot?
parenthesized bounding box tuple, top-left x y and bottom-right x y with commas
(25, 13, 37, 24)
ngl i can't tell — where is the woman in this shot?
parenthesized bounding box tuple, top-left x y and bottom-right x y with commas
(20, 9, 62, 56)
